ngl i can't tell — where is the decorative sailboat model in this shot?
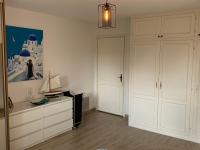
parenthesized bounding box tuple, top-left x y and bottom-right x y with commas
(40, 73, 63, 97)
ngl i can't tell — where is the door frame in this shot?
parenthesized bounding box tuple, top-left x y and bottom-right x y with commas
(1, 1, 10, 150)
(95, 34, 126, 117)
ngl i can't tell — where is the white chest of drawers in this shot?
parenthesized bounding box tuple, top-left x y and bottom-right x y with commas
(9, 96, 73, 150)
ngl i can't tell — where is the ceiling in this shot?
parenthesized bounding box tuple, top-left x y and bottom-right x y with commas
(6, 0, 200, 23)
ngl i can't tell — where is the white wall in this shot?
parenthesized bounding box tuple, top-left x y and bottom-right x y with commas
(6, 6, 95, 109)
(0, 118, 6, 150)
(5, 6, 131, 113)
(93, 20, 130, 115)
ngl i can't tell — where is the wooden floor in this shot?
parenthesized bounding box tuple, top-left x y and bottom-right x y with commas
(29, 111, 200, 150)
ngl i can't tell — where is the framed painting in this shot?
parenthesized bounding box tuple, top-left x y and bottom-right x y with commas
(6, 26, 43, 82)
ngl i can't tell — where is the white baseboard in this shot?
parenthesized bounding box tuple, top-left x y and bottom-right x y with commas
(129, 122, 200, 144)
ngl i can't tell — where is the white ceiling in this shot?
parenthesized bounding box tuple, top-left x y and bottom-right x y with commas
(6, 0, 200, 22)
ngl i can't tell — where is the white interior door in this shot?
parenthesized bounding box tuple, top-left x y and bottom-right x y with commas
(131, 41, 160, 129)
(159, 40, 193, 136)
(97, 37, 124, 116)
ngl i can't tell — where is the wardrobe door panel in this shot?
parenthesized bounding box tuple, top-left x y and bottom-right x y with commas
(131, 41, 160, 129)
(161, 102, 186, 132)
(197, 97, 200, 137)
(133, 98, 156, 127)
(133, 17, 161, 39)
(162, 13, 195, 38)
(159, 40, 193, 135)
(197, 40, 200, 137)
(198, 12, 200, 39)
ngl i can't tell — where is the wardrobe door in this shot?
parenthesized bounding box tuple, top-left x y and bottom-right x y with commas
(133, 17, 161, 39)
(161, 13, 195, 38)
(196, 40, 200, 137)
(159, 40, 193, 136)
(130, 40, 160, 129)
(197, 12, 200, 39)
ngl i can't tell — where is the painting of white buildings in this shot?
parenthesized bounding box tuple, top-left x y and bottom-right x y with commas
(6, 26, 43, 82)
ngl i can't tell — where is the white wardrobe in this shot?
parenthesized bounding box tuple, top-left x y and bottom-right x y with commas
(129, 10, 200, 142)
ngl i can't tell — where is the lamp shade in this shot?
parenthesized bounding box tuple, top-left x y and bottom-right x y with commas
(98, 2, 116, 29)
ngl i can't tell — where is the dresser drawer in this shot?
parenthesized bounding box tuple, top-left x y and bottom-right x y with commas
(10, 119, 43, 141)
(10, 130, 43, 150)
(44, 120, 73, 140)
(44, 100, 72, 117)
(44, 110, 72, 128)
(10, 108, 42, 128)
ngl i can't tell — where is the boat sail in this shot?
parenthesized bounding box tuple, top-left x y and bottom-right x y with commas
(40, 73, 62, 96)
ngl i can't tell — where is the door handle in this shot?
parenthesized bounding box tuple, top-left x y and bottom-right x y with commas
(118, 74, 123, 83)
(160, 82, 162, 89)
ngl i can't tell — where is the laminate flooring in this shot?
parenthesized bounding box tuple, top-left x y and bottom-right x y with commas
(28, 111, 200, 150)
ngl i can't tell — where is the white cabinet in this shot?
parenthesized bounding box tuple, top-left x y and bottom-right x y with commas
(130, 9, 200, 144)
(9, 107, 44, 149)
(44, 110, 72, 128)
(198, 12, 200, 39)
(132, 41, 160, 129)
(130, 40, 193, 135)
(10, 131, 43, 150)
(197, 95, 200, 138)
(133, 12, 195, 39)
(0, 118, 6, 150)
(130, 10, 199, 142)
(196, 40, 200, 138)
(198, 12, 200, 36)
(44, 120, 73, 140)
(9, 97, 73, 150)
(133, 17, 161, 39)
(10, 119, 43, 141)
(158, 40, 193, 136)
(161, 14, 195, 38)
(43, 100, 73, 140)
(10, 108, 42, 128)
(196, 14, 200, 139)
(44, 100, 72, 117)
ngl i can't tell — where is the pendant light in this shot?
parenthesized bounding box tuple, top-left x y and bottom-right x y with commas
(98, 0, 116, 29)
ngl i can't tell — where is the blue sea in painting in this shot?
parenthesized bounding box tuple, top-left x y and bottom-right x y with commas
(6, 26, 43, 82)
(6, 26, 43, 59)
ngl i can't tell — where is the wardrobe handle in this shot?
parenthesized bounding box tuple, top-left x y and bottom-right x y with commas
(158, 35, 161, 38)
(160, 82, 162, 89)
(161, 35, 164, 38)
(198, 34, 200, 37)
(156, 82, 158, 88)
(118, 74, 123, 83)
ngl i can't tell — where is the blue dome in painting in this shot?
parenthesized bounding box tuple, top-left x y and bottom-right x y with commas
(28, 34, 37, 41)
(20, 49, 30, 57)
